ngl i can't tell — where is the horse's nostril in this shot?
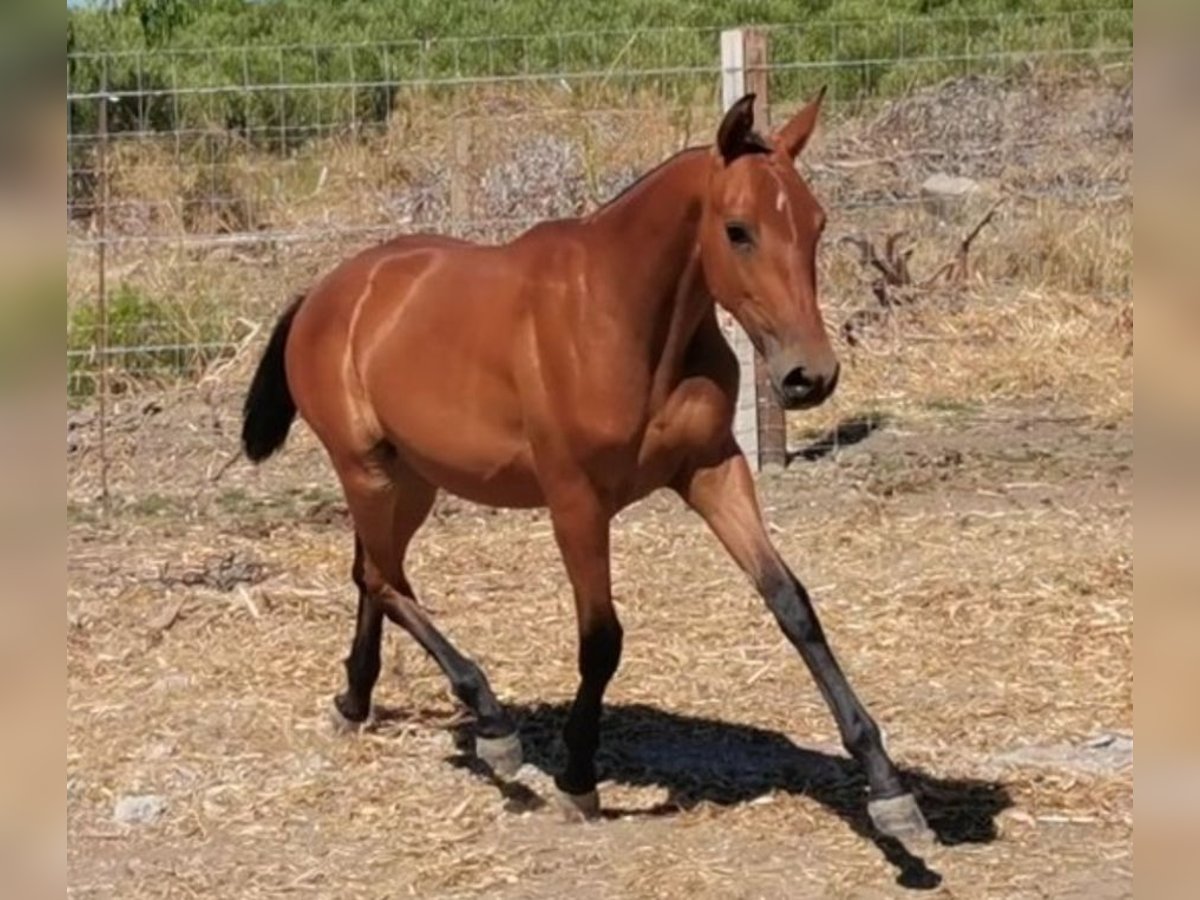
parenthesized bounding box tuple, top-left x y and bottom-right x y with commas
(826, 364, 840, 396)
(781, 367, 814, 392)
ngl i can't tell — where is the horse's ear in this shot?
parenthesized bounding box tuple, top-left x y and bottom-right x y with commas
(716, 93, 756, 164)
(775, 85, 827, 159)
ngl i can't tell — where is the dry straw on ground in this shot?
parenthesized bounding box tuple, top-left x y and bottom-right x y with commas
(68, 69, 1131, 899)
(67, 273, 1133, 896)
(68, 400, 1132, 895)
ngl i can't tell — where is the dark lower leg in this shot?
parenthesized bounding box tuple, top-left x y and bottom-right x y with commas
(761, 564, 904, 799)
(544, 490, 619, 800)
(337, 468, 513, 737)
(676, 451, 923, 838)
(335, 538, 383, 722)
(378, 585, 515, 739)
(557, 618, 623, 796)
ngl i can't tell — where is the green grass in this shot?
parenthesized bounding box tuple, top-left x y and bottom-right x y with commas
(214, 485, 337, 517)
(68, 1, 1132, 144)
(923, 397, 985, 417)
(67, 283, 234, 399)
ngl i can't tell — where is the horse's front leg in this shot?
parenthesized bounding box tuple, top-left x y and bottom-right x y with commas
(673, 442, 933, 844)
(545, 482, 622, 820)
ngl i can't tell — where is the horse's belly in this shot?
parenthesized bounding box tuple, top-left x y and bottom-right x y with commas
(408, 443, 544, 509)
(381, 403, 544, 508)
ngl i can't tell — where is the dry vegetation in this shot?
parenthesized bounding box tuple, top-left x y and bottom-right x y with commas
(68, 67, 1131, 898)
(66, 403, 1133, 896)
(67, 69, 1131, 394)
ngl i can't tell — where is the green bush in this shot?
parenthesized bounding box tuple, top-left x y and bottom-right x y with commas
(67, 284, 234, 398)
(68, 0, 1132, 143)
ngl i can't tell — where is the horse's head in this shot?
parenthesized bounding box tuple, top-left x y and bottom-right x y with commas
(699, 90, 837, 410)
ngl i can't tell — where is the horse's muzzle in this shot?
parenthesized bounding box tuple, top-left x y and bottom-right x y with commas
(776, 363, 839, 410)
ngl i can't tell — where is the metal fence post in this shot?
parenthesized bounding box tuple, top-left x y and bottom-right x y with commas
(96, 87, 112, 518)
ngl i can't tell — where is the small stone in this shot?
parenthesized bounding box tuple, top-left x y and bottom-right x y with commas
(67, 411, 95, 431)
(113, 794, 166, 825)
(152, 674, 192, 693)
(1084, 731, 1132, 752)
(141, 741, 175, 761)
(920, 173, 982, 222)
(921, 172, 980, 197)
(299, 752, 329, 775)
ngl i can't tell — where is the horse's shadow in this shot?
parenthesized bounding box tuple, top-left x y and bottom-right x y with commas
(433, 701, 1011, 890)
(788, 412, 887, 463)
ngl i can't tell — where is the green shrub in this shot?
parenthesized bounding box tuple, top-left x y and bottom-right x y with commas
(67, 283, 235, 398)
(67, 1, 1132, 143)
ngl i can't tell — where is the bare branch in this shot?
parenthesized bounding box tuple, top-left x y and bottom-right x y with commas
(839, 197, 1005, 346)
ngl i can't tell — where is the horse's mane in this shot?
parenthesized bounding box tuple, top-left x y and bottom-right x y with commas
(593, 131, 773, 214)
(593, 146, 706, 212)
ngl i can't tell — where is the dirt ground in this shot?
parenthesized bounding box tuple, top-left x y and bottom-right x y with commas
(68, 367, 1132, 897)
(64, 51, 1135, 897)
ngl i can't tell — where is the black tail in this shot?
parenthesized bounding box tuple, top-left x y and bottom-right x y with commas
(242, 294, 303, 463)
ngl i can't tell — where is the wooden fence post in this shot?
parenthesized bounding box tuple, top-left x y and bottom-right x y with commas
(450, 120, 472, 228)
(720, 27, 787, 473)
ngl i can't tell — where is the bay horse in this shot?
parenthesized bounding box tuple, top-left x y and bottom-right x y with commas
(241, 91, 931, 843)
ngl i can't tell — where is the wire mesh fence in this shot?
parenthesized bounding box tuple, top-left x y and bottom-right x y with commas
(66, 11, 1132, 403)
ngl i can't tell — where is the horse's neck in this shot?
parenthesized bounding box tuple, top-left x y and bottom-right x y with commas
(585, 150, 712, 398)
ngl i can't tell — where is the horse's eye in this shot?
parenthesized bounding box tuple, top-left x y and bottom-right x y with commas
(725, 222, 754, 249)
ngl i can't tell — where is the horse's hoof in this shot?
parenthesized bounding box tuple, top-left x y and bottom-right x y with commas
(868, 793, 936, 849)
(328, 697, 373, 734)
(554, 787, 600, 823)
(475, 733, 523, 780)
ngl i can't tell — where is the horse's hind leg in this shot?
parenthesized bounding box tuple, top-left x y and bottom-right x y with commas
(331, 464, 433, 728)
(332, 534, 384, 725)
(334, 459, 521, 776)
